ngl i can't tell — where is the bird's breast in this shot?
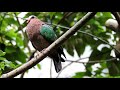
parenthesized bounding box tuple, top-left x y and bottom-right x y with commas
(26, 23, 50, 51)
(32, 35, 51, 51)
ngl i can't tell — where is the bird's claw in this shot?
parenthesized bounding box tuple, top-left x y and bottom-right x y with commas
(41, 48, 46, 52)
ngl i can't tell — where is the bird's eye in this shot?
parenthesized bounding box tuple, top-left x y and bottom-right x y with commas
(30, 15, 36, 19)
(31, 16, 35, 19)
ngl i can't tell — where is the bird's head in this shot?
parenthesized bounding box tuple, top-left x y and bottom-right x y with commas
(26, 15, 37, 24)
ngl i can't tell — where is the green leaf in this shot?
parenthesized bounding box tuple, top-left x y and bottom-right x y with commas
(65, 40, 74, 56)
(0, 70, 2, 76)
(72, 72, 85, 78)
(5, 46, 16, 53)
(49, 12, 56, 19)
(0, 50, 6, 56)
(0, 57, 6, 60)
(107, 58, 120, 76)
(74, 38, 85, 56)
(85, 66, 92, 76)
(37, 64, 41, 69)
(14, 48, 27, 63)
(4, 17, 18, 26)
(16, 34, 24, 46)
(4, 60, 16, 69)
(5, 29, 17, 39)
(5, 47, 27, 63)
(89, 47, 111, 61)
(0, 62, 5, 70)
(0, 12, 119, 77)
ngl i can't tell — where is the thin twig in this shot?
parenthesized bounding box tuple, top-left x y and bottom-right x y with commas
(78, 31, 120, 54)
(14, 13, 32, 78)
(56, 56, 89, 78)
(5, 13, 27, 21)
(1, 12, 96, 78)
(47, 22, 70, 29)
(65, 57, 117, 64)
(56, 62, 74, 78)
(49, 21, 120, 55)
(56, 57, 90, 78)
(56, 57, 117, 78)
(52, 23, 120, 55)
(50, 60, 52, 78)
(16, 16, 27, 21)
(56, 57, 82, 78)
(12, 13, 119, 78)
(66, 56, 89, 61)
(53, 12, 74, 30)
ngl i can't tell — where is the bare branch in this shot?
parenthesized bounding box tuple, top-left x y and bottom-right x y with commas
(79, 30, 120, 56)
(1, 12, 96, 78)
(14, 13, 31, 53)
(47, 22, 70, 29)
(14, 13, 32, 78)
(50, 60, 52, 78)
(56, 57, 89, 78)
(56, 61, 74, 78)
(56, 56, 91, 78)
(56, 57, 117, 78)
(16, 16, 27, 21)
(65, 57, 117, 64)
(50, 22, 120, 55)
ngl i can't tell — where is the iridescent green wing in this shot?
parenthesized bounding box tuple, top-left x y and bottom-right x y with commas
(40, 24, 57, 43)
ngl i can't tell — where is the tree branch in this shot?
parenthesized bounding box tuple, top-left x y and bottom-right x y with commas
(14, 13, 31, 54)
(65, 57, 117, 64)
(56, 61, 74, 78)
(78, 31, 117, 50)
(50, 60, 52, 78)
(56, 57, 88, 78)
(50, 21, 120, 55)
(1, 12, 96, 78)
(14, 13, 32, 78)
(56, 57, 116, 78)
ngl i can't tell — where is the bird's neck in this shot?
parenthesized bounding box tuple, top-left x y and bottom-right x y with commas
(26, 24, 40, 41)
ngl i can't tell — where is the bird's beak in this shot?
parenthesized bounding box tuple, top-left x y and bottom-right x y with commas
(26, 18, 30, 23)
(27, 20, 30, 23)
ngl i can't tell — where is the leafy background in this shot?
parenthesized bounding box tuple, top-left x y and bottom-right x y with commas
(0, 12, 119, 78)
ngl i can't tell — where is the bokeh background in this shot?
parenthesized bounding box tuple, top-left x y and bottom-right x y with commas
(0, 12, 119, 78)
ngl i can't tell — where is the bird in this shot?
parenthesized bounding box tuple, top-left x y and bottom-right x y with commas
(26, 15, 66, 73)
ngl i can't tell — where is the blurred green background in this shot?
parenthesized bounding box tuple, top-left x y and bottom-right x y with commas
(0, 12, 119, 78)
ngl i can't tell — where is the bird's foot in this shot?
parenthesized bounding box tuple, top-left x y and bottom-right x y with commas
(34, 51, 40, 58)
(41, 48, 46, 52)
(35, 49, 46, 58)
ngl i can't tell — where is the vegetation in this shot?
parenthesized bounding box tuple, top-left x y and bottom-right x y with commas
(0, 12, 120, 78)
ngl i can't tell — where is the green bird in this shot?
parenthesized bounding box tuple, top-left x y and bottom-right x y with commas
(26, 15, 66, 73)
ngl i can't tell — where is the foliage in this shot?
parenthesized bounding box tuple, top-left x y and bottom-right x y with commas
(0, 12, 119, 78)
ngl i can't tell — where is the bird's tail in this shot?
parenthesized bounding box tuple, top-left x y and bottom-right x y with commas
(52, 54, 65, 73)
(53, 58, 62, 73)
